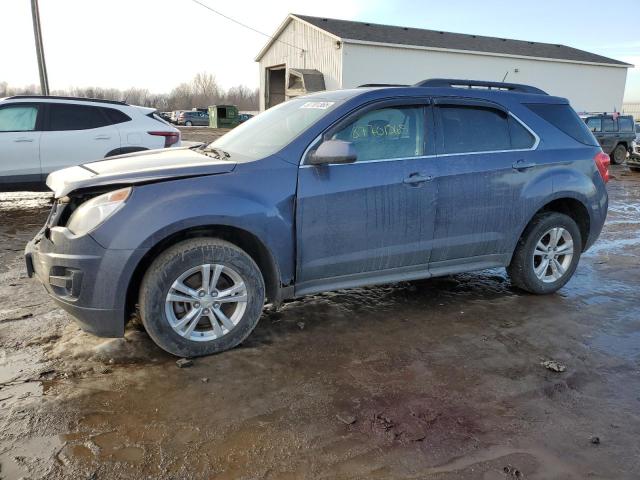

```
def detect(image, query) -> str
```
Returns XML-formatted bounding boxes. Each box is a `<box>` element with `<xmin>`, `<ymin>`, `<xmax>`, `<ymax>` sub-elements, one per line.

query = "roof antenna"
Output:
<box><xmin>501</xmin><ymin>70</ymin><xmax>509</xmax><ymax>82</ymax></box>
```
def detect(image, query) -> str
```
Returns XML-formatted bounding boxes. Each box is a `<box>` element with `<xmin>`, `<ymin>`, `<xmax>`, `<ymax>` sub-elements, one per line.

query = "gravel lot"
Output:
<box><xmin>0</xmin><ymin>163</ymin><xmax>639</xmax><ymax>479</ymax></box>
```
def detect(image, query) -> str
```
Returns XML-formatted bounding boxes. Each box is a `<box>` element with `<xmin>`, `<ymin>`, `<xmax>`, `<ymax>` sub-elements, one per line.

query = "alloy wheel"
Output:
<box><xmin>532</xmin><ymin>227</ymin><xmax>574</xmax><ymax>283</ymax></box>
<box><xmin>164</xmin><ymin>264</ymin><xmax>248</xmax><ymax>341</ymax></box>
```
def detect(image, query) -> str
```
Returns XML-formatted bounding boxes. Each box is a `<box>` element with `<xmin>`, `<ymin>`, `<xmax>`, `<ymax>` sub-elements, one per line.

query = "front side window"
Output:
<box><xmin>0</xmin><ymin>105</ymin><xmax>38</xmax><ymax>132</ymax></box>
<box><xmin>48</xmin><ymin>104</ymin><xmax>109</xmax><ymax>131</ymax></box>
<box><xmin>586</xmin><ymin>117</ymin><xmax>602</xmax><ymax>132</ymax></box>
<box><xmin>331</xmin><ymin>106</ymin><xmax>425</xmax><ymax>162</ymax></box>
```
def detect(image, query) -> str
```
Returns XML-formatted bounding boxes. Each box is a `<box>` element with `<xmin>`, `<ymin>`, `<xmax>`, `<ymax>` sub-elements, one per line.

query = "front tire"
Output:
<box><xmin>507</xmin><ymin>212</ymin><xmax>582</xmax><ymax>294</ymax></box>
<box><xmin>139</xmin><ymin>238</ymin><xmax>265</xmax><ymax>357</ymax></box>
<box><xmin>612</xmin><ymin>144</ymin><xmax>627</xmax><ymax>165</ymax></box>
<box><xmin>185</xmin><ymin>120</ymin><xmax>193</xmax><ymax>127</ymax></box>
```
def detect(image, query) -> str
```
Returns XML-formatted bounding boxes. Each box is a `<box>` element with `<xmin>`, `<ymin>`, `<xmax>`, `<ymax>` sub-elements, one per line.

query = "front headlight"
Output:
<box><xmin>67</xmin><ymin>187</ymin><xmax>132</xmax><ymax>236</ymax></box>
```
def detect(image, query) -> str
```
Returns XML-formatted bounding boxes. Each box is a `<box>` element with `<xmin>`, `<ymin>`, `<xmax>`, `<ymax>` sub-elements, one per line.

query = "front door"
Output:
<box><xmin>0</xmin><ymin>103</ymin><xmax>42</xmax><ymax>187</ymax></box>
<box><xmin>295</xmin><ymin>101</ymin><xmax>437</xmax><ymax>293</ymax></box>
<box><xmin>429</xmin><ymin>98</ymin><xmax>539</xmax><ymax>270</ymax></box>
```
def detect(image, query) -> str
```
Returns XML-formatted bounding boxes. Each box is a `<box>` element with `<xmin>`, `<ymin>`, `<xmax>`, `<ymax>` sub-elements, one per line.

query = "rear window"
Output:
<box><xmin>525</xmin><ymin>103</ymin><xmax>598</xmax><ymax>146</ymax></box>
<box><xmin>618</xmin><ymin>117</ymin><xmax>634</xmax><ymax>132</ymax></box>
<box><xmin>148</xmin><ymin>112</ymin><xmax>171</xmax><ymax>125</ymax></box>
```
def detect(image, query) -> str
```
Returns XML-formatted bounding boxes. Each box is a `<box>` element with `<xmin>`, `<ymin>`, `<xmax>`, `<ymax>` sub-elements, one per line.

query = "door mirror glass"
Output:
<box><xmin>308</xmin><ymin>140</ymin><xmax>357</xmax><ymax>165</ymax></box>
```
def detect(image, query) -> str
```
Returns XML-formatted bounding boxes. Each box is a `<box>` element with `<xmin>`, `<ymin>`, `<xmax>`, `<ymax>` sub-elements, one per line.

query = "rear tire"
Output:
<box><xmin>139</xmin><ymin>238</ymin><xmax>265</xmax><ymax>357</ymax></box>
<box><xmin>507</xmin><ymin>212</ymin><xmax>582</xmax><ymax>294</ymax></box>
<box><xmin>612</xmin><ymin>144</ymin><xmax>627</xmax><ymax>165</ymax></box>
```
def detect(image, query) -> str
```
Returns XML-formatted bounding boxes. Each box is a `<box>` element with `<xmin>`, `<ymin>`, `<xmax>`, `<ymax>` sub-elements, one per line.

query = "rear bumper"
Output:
<box><xmin>25</xmin><ymin>226</ymin><xmax>144</xmax><ymax>338</ymax></box>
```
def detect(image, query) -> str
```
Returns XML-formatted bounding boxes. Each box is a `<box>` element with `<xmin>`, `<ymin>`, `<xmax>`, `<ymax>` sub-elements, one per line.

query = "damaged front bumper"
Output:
<box><xmin>24</xmin><ymin>202</ymin><xmax>141</xmax><ymax>338</ymax></box>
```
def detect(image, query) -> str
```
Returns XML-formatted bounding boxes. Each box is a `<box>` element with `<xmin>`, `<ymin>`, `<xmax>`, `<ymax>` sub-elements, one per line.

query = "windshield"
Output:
<box><xmin>209</xmin><ymin>98</ymin><xmax>341</xmax><ymax>160</ymax></box>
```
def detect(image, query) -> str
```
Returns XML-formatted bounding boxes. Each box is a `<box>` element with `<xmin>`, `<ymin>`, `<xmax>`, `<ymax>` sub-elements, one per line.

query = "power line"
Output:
<box><xmin>189</xmin><ymin>0</ymin><xmax>305</xmax><ymax>53</ymax></box>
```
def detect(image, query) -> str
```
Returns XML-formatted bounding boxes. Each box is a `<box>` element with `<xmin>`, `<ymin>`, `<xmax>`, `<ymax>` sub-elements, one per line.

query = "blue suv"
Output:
<box><xmin>25</xmin><ymin>79</ymin><xmax>610</xmax><ymax>357</ymax></box>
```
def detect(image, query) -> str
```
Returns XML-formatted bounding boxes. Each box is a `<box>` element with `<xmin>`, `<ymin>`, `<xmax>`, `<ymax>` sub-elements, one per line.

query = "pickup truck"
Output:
<box><xmin>584</xmin><ymin>114</ymin><xmax>635</xmax><ymax>164</ymax></box>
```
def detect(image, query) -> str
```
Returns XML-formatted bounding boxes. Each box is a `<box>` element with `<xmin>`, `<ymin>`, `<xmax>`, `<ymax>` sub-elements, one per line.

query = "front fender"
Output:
<box><xmin>90</xmin><ymin>162</ymin><xmax>298</xmax><ymax>285</ymax></box>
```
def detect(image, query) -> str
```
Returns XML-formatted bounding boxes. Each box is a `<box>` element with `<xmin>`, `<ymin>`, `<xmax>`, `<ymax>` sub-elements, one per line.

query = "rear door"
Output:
<box><xmin>40</xmin><ymin>103</ymin><xmax>121</xmax><ymax>173</ymax></box>
<box><xmin>0</xmin><ymin>102</ymin><xmax>42</xmax><ymax>186</ymax></box>
<box><xmin>429</xmin><ymin>98</ymin><xmax>538</xmax><ymax>270</ymax></box>
<box><xmin>295</xmin><ymin>100</ymin><xmax>437</xmax><ymax>292</ymax></box>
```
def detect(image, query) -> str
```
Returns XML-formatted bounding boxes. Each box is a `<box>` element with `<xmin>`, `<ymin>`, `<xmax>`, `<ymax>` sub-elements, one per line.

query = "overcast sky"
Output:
<box><xmin>2</xmin><ymin>0</ymin><xmax>639</xmax><ymax>101</ymax></box>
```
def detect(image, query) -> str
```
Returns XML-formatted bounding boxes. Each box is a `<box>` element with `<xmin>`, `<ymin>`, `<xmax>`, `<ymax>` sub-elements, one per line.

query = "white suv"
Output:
<box><xmin>0</xmin><ymin>96</ymin><xmax>181</xmax><ymax>191</ymax></box>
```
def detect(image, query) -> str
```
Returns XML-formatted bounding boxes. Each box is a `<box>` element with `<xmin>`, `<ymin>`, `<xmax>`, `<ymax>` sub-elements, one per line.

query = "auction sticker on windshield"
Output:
<box><xmin>301</xmin><ymin>102</ymin><xmax>335</xmax><ymax>109</ymax></box>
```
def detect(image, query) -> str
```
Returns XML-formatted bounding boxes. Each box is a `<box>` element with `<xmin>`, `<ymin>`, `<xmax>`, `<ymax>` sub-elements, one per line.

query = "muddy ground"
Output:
<box><xmin>1</xmin><ymin>163</ymin><xmax>639</xmax><ymax>480</ymax></box>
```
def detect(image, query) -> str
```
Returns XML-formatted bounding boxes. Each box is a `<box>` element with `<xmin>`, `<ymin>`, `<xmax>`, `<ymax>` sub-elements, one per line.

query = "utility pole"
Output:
<box><xmin>30</xmin><ymin>0</ymin><xmax>50</xmax><ymax>95</ymax></box>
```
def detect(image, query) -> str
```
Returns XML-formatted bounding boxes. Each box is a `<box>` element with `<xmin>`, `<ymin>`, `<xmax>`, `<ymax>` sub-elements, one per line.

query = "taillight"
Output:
<box><xmin>148</xmin><ymin>131</ymin><xmax>180</xmax><ymax>148</ymax></box>
<box><xmin>594</xmin><ymin>151</ymin><xmax>610</xmax><ymax>183</ymax></box>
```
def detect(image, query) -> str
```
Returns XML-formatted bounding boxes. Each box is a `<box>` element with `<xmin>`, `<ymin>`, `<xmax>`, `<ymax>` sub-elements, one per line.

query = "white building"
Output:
<box><xmin>256</xmin><ymin>14</ymin><xmax>631</xmax><ymax>112</ymax></box>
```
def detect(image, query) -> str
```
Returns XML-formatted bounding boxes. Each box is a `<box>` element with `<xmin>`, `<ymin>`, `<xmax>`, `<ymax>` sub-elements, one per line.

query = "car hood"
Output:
<box><xmin>46</xmin><ymin>147</ymin><xmax>236</xmax><ymax>198</ymax></box>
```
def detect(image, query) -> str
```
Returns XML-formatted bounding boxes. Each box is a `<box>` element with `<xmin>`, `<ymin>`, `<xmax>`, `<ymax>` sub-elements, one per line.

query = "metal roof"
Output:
<box><xmin>291</xmin><ymin>14</ymin><xmax>631</xmax><ymax>67</ymax></box>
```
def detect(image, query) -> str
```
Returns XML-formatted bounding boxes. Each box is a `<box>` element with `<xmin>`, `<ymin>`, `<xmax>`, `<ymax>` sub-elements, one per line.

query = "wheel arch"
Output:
<box><xmin>124</xmin><ymin>224</ymin><xmax>282</xmax><ymax>323</ymax></box>
<box><xmin>510</xmin><ymin>196</ymin><xmax>591</xmax><ymax>264</ymax></box>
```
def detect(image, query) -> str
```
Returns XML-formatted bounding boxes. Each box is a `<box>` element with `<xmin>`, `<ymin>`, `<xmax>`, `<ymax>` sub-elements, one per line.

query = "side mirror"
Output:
<box><xmin>308</xmin><ymin>140</ymin><xmax>357</xmax><ymax>165</ymax></box>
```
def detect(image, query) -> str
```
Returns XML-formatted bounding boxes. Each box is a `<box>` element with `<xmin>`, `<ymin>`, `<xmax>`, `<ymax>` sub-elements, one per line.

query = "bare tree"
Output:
<box><xmin>1</xmin><ymin>72</ymin><xmax>260</xmax><ymax>111</ymax></box>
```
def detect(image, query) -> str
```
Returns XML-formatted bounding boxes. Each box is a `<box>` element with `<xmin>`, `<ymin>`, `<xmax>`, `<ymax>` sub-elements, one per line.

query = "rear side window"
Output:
<box><xmin>618</xmin><ymin>117</ymin><xmax>634</xmax><ymax>132</ymax></box>
<box><xmin>48</xmin><ymin>104</ymin><xmax>109</xmax><ymax>131</ymax></box>
<box><xmin>439</xmin><ymin>106</ymin><xmax>511</xmax><ymax>153</ymax></box>
<box><xmin>102</xmin><ymin>107</ymin><xmax>131</xmax><ymax>124</ymax></box>
<box><xmin>526</xmin><ymin>103</ymin><xmax>598</xmax><ymax>146</ymax></box>
<box><xmin>508</xmin><ymin>116</ymin><xmax>535</xmax><ymax>149</ymax></box>
<box><xmin>602</xmin><ymin>117</ymin><xmax>616</xmax><ymax>132</ymax></box>
<box><xmin>0</xmin><ymin>105</ymin><xmax>39</xmax><ymax>132</ymax></box>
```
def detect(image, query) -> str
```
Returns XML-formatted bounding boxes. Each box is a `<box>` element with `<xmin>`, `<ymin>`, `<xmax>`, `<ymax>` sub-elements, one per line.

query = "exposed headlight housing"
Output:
<box><xmin>67</xmin><ymin>187</ymin><xmax>132</xmax><ymax>236</ymax></box>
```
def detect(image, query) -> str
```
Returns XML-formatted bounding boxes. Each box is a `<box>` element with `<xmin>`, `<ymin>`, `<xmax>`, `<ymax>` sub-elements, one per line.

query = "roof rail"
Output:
<box><xmin>414</xmin><ymin>78</ymin><xmax>548</xmax><ymax>95</ymax></box>
<box><xmin>357</xmin><ymin>83</ymin><xmax>408</xmax><ymax>88</ymax></box>
<box><xmin>6</xmin><ymin>95</ymin><xmax>128</xmax><ymax>106</ymax></box>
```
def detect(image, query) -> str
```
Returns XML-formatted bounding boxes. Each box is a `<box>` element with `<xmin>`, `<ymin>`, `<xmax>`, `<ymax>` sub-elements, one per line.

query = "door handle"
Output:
<box><xmin>14</xmin><ymin>137</ymin><xmax>34</xmax><ymax>143</ymax></box>
<box><xmin>94</xmin><ymin>135</ymin><xmax>111</xmax><ymax>140</ymax></box>
<box><xmin>512</xmin><ymin>159</ymin><xmax>536</xmax><ymax>171</ymax></box>
<box><xmin>403</xmin><ymin>173</ymin><xmax>433</xmax><ymax>185</ymax></box>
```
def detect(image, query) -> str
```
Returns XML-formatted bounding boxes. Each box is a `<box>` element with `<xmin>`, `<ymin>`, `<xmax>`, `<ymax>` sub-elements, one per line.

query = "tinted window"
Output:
<box><xmin>618</xmin><ymin>117</ymin><xmax>634</xmax><ymax>132</ymax></box>
<box><xmin>440</xmin><ymin>106</ymin><xmax>510</xmax><ymax>154</ymax></box>
<box><xmin>602</xmin><ymin>117</ymin><xmax>616</xmax><ymax>132</ymax></box>
<box><xmin>586</xmin><ymin>117</ymin><xmax>602</xmax><ymax>132</ymax></box>
<box><xmin>0</xmin><ymin>105</ymin><xmax>38</xmax><ymax>132</ymax></box>
<box><xmin>332</xmin><ymin>106</ymin><xmax>425</xmax><ymax>161</ymax></box>
<box><xmin>526</xmin><ymin>104</ymin><xmax>598</xmax><ymax>146</ymax></box>
<box><xmin>48</xmin><ymin>104</ymin><xmax>109</xmax><ymax>131</ymax></box>
<box><xmin>508</xmin><ymin>116</ymin><xmax>535</xmax><ymax>149</ymax></box>
<box><xmin>102</xmin><ymin>107</ymin><xmax>131</xmax><ymax>124</ymax></box>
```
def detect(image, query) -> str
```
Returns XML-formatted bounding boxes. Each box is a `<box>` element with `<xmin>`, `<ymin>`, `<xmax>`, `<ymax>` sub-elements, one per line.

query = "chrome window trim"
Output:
<box><xmin>299</xmin><ymin>110</ymin><xmax>539</xmax><ymax>167</ymax></box>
